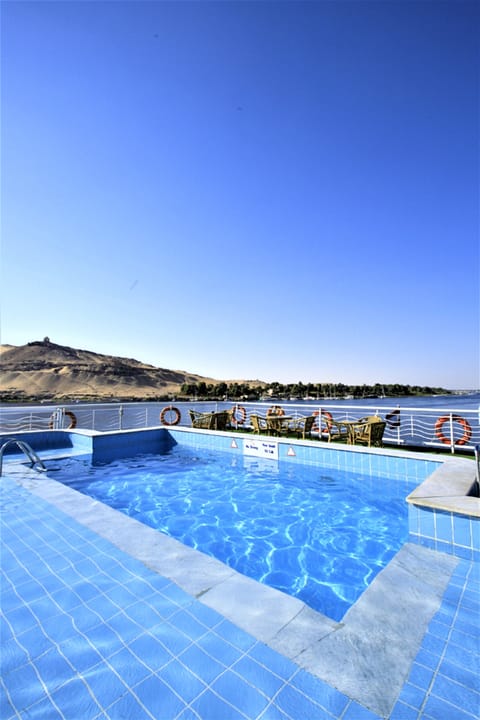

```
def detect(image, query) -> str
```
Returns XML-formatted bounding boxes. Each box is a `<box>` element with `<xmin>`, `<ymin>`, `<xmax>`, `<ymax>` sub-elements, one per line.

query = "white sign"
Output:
<box><xmin>243</xmin><ymin>438</ymin><xmax>279</xmax><ymax>460</ymax></box>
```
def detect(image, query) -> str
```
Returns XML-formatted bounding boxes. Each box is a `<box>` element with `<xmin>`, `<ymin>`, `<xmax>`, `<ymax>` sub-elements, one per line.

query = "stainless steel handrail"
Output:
<box><xmin>0</xmin><ymin>438</ymin><xmax>47</xmax><ymax>476</ymax></box>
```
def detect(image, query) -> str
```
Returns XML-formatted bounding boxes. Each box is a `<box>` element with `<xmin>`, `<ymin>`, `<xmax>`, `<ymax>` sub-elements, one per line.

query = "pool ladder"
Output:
<box><xmin>0</xmin><ymin>438</ymin><xmax>47</xmax><ymax>477</ymax></box>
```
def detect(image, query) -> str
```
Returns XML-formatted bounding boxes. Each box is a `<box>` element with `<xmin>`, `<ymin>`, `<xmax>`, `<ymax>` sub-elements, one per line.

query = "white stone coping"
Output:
<box><xmin>406</xmin><ymin>455</ymin><xmax>479</xmax><ymax>517</ymax></box>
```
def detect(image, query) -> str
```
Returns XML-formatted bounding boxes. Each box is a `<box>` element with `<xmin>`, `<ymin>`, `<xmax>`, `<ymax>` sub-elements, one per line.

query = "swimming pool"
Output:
<box><xmin>46</xmin><ymin>444</ymin><xmax>423</xmax><ymax>620</ymax></box>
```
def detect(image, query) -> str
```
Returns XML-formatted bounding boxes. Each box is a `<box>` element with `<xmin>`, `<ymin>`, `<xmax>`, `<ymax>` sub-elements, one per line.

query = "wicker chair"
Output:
<box><xmin>324</xmin><ymin>418</ymin><xmax>350</xmax><ymax>443</ymax></box>
<box><xmin>189</xmin><ymin>410</ymin><xmax>231</xmax><ymax>430</ymax></box>
<box><xmin>189</xmin><ymin>410</ymin><xmax>215</xmax><ymax>429</ymax></box>
<box><xmin>350</xmin><ymin>417</ymin><xmax>386</xmax><ymax>447</ymax></box>
<box><xmin>292</xmin><ymin>415</ymin><xmax>316</xmax><ymax>439</ymax></box>
<box><xmin>250</xmin><ymin>414</ymin><xmax>269</xmax><ymax>434</ymax></box>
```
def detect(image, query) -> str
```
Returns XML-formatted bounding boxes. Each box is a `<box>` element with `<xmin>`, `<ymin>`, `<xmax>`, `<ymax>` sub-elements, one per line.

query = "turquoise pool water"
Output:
<box><xmin>47</xmin><ymin>446</ymin><xmax>420</xmax><ymax>620</ymax></box>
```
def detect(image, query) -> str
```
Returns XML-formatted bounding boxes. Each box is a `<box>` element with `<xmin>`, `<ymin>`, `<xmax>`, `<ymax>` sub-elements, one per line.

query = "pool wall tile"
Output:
<box><xmin>409</xmin><ymin>506</ymin><xmax>480</xmax><ymax>560</ymax></box>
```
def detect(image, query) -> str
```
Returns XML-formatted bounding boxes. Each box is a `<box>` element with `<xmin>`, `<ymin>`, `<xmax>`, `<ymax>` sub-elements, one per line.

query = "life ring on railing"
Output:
<box><xmin>231</xmin><ymin>405</ymin><xmax>247</xmax><ymax>425</ymax></box>
<box><xmin>160</xmin><ymin>406</ymin><xmax>181</xmax><ymax>426</ymax></box>
<box><xmin>385</xmin><ymin>409</ymin><xmax>401</xmax><ymax>428</ymax></box>
<box><xmin>312</xmin><ymin>410</ymin><xmax>333</xmax><ymax>432</ymax></box>
<box><xmin>267</xmin><ymin>405</ymin><xmax>285</xmax><ymax>417</ymax></box>
<box><xmin>434</xmin><ymin>415</ymin><xmax>472</xmax><ymax>446</ymax></box>
<box><xmin>49</xmin><ymin>410</ymin><xmax>77</xmax><ymax>430</ymax></box>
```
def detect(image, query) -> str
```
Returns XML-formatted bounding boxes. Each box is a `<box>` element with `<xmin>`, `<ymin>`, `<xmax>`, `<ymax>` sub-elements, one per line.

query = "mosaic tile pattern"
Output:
<box><xmin>1</xmin><ymin>479</ymin><xmax>373</xmax><ymax>720</ymax></box>
<box><xmin>1</xmin><ymin>474</ymin><xmax>478</xmax><ymax>720</ymax></box>
<box><xmin>409</xmin><ymin>504</ymin><xmax>480</xmax><ymax>562</ymax></box>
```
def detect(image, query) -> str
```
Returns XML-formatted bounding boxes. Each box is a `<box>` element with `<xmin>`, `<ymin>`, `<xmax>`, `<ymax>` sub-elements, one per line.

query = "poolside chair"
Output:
<box><xmin>189</xmin><ymin>410</ymin><xmax>216</xmax><ymax>429</ymax></box>
<box><xmin>350</xmin><ymin>417</ymin><xmax>386</xmax><ymax>447</ymax></box>
<box><xmin>323</xmin><ymin>417</ymin><xmax>350</xmax><ymax>443</ymax></box>
<box><xmin>292</xmin><ymin>415</ymin><xmax>316</xmax><ymax>440</ymax></box>
<box><xmin>250</xmin><ymin>414</ymin><xmax>269</xmax><ymax>434</ymax></box>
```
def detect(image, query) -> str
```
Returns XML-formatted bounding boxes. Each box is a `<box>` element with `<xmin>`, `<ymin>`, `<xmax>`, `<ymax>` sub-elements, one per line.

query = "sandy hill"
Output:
<box><xmin>0</xmin><ymin>340</ymin><xmax>225</xmax><ymax>402</ymax></box>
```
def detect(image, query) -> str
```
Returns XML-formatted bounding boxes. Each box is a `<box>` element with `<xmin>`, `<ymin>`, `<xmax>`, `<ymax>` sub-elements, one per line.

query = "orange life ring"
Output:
<box><xmin>434</xmin><ymin>414</ymin><xmax>472</xmax><ymax>446</ymax></box>
<box><xmin>312</xmin><ymin>410</ymin><xmax>333</xmax><ymax>432</ymax></box>
<box><xmin>231</xmin><ymin>405</ymin><xmax>247</xmax><ymax>425</ymax></box>
<box><xmin>160</xmin><ymin>406</ymin><xmax>181</xmax><ymax>426</ymax></box>
<box><xmin>49</xmin><ymin>410</ymin><xmax>77</xmax><ymax>430</ymax></box>
<box><xmin>267</xmin><ymin>405</ymin><xmax>285</xmax><ymax>416</ymax></box>
<box><xmin>386</xmin><ymin>409</ymin><xmax>401</xmax><ymax>428</ymax></box>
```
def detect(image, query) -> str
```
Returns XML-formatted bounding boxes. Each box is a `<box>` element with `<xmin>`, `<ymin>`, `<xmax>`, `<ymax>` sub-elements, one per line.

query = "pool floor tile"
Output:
<box><xmin>1</xmin><ymin>471</ymin><xmax>478</xmax><ymax>720</ymax></box>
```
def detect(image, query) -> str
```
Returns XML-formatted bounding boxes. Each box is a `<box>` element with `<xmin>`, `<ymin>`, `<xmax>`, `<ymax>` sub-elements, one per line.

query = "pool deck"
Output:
<box><xmin>1</xmin><ymin>459</ymin><xmax>479</xmax><ymax>720</ymax></box>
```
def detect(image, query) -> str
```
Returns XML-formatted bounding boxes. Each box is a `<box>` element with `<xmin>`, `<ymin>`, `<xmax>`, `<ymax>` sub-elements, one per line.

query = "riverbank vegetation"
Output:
<box><xmin>180</xmin><ymin>382</ymin><xmax>451</xmax><ymax>401</ymax></box>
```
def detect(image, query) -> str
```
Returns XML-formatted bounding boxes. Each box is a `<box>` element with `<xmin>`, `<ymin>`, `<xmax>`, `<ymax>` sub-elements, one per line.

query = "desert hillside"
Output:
<box><xmin>0</xmin><ymin>339</ymin><xmax>222</xmax><ymax>402</ymax></box>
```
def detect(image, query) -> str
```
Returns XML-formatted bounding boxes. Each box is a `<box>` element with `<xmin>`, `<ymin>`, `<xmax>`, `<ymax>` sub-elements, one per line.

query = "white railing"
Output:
<box><xmin>1</xmin><ymin>400</ymin><xmax>479</xmax><ymax>453</ymax></box>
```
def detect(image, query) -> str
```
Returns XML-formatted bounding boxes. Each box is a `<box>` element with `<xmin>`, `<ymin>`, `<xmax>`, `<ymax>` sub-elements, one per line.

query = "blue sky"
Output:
<box><xmin>2</xmin><ymin>0</ymin><xmax>479</xmax><ymax>388</ymax></box>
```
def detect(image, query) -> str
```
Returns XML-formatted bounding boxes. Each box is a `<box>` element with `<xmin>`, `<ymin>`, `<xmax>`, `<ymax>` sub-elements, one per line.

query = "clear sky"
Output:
<box><xmin>2</xmin><ymin>0</ymin><xmax>479</xmax><ymax>389</ymax></box>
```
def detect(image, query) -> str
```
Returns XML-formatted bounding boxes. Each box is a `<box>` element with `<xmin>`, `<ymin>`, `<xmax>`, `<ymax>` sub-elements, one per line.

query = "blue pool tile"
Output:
<box><xmin>431</xmin><ymin>674</ymin><xmax>480</xmax><ymax>716</ymax></box>
<box><xmin>443</xmin><ymin>640</ymin><xmax>480</xmax><ymax>673</ymax></box>
<box><xmin>454</xmin><ymin>616</ymin><xmax>479</xmax><ymax>639</ymax></box>
<box><xmin>453</xmin><ymin>515</ymin><xmax>472</xmax><ymax>548</ymax></box>
<box><xmin>0</xmin><ymin>637</ymin><xmax>30</xmax><ymax>674</ymax></box>
<box><xmin>82</xmin><ymin>664</ymin><xmax>130</xmax><ymax>708</ymax></box>
<box><xmin>107</xmin><ymin>646</ymin><xmax>152</xmax><ymax>687</ymax></box>
<box><xmin>418</xmin><ymin>508</ymin><xmax>435</xmax><ymax>538</ymax></box>
<box><xmin>85</xmin><ymin>594</ymin><xmax>121</xmax><ymax>622</ymax></box>
<box><xmin>38</xmin><ymin>612</ymin><xmax>77</xmax><ymax>643</ymax></box>
<box><xmin>471</xmin><ymin>518</ymin><xmax>480</xmax><ymax>548</ymax></box>
<box><xmin>0</xmin><ymin>689</ymin><xmax>16</xmax><ymax>720</ymax></box>
<box><xmin>0</xmin><ymin>610</ymin><xmax>14</xmax><ymax>638</ymax></box>
<box><xmin>450</xmin><ymin>628</ymin><xmax>480</xmax><ymax>654</ymax></box>
<box><xmin>423</xmin><ymin>693</ymin><xmax>478</xmax><ymax>720</ymax></box>
<box><xmin>232</xmin><ymin>655</ymin><xmax>284</xmax><ymax>697</ymax></box>
<box><xmin>198</xmin><ymin>632</ymin><xmax>242</xmax><ymax>666</ymax></box>
<box><xmin>149</xmin><ymin>619</ymin><xmax>192</xmax><ymax>655</ymax></box>
<box><xmin>5</xmin><ymin>578</ymin><xmax>44</xmax><ymax>607</ymax></box>
<box><xmin>435</xmin><ymin>511</ymin><xmax>453</xmax><ymax>542</ymax></box>
<box><xmin>274</xmin><ymin>683</ymin><xmax>332</xmax><ymax>720</ymax></box>
<box><xmin>159</xmin><ymin>658</ymin><xmax>206</xmax><ymax>703</ymax></box>
<box><xmin>439</xmin><ymin>658</ymin><xmax>480</xmax><ymax>692</ymax></box>
<box><xmin>50</xmin><ymin>585</ymin><xmax>84</xmax><ymax>612</ymax></box>
<box><xmin>134</xmin><ymin>674</ymin><xmax>187</xmax><ymax>717</ymax></box>
<box><xmin>17</xmin><ymin>696</ymin><xmax>65</xmax><ymax>719</ymax></box>
<box><xmin>28</xmin><ymin>594</ymin><xmax>64</xmax><ymax>620</ymax></box>
<box><xmin>407</xmin><ymin>661</ymin><xmax>435</xmax><ymax>690</ymax></box>
<box><xmin>215</xmin><ymin>618</ymin><xmax>257</xmax><ymax>652</ymax></box>
<box><xmin>191</xmin><ymin>688</ymin><xmax>246</xmax><ymax>720</ymax></box>
<box><xmin>179</xmin><ymin>644</ymin><xmax>225</xmax><ymax>684</ymax></box>
<box><xmin>171</xmin><ymin>608</ymin><xmax>211</xmax><ymax>641</ymax></box>
<box><xmin>128</xmin><ymin>632</ymin><xmax>173</xmax><ymax>672</ymax></box>
<box><xmin>250</xmin><ymin>643</ymin><xmax>298</xmax><ymax>681</ymax></box>
<box><xmin>34</xmin><ymin>647</ymin><xmax>75</xmax><ymax>691</ymax></box>
<box><xmin>212</xmin><ymin>670</ymin><xmax>270</xmax><ymax>716</ymax></box>
<box><xmin>158</xmin><ymin>581</ymin><xmax>194</xmax><ymax>607</ymax></box>
<box><xmin>2</xmin><ymin>663</ymin><xmax>52</xmax><ymax>709</ymax></box>
<box><xmin>389</xmin><ymin>700</ymin><xmax>418</xmax><ymax>720</ymax></box>
<box><xmin>5</xmin><ymin>605</ymin><xmax>38</xmax><ymax>635</ymax></box>
<box><xmin>427</xmin><ymin>619</ymin><xmax>451</xmax><ymax>641</ymax></box>
<box><xmin>104</xmin><ymin>690</ymin><xmax>154</xmax><ymax>720</ymax></box>
<box><xmin>257</xmin><ymin>702</ymin><xmax>293</xmax><ymax>719</ymax></box>
<box><xmin>58</xmin><ymin>635</ymin><xmax>104</xmax><ymax>673</ymax></box>
<box><xmin>188</xmin><ymin>598</ymin><xmax>223</xmax><ymax>627</ymax></box>
<box><xmin>177</xmin><ymin>707</ymin><xmax>211</xmax><ymax>720</ymax></box>
<box><xmin>290</xmin><ymin>669</ymin><xmax>349</xmax><ymax>716</ymax></box>
<box><xmin>84</xmin><ymin>622</ymin><xmax>123</xmax><ymax>654</ymax></box>
<box><xmin>422</xmin><ymin>631</ymin><xmax>447</xmax><ymax>656</ymax></box>
<box><xmin>106</xmin><ymin>612</ymin><xmax>142</xmax><ymax>644</ymax></box>
<box><xmin>399</xmin><ymin>682</ymin><xmax>427</xmax><ymax>709</ymax></box>
<box><xmin>342</xmin><ymin>700</ymin><xmax>382</xmax><ymax>719</ymax></box>
<box><xmin>97</xmin><ymin>583</ymin><xmax>137</xmax><ymax>607</ymax></box>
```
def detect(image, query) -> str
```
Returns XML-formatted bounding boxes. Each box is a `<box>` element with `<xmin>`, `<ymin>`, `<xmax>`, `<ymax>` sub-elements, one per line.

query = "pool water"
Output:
<box><xmin>47</xmin><ymin>446</ymin><xmax>419</xmax><ymax>620</ymax></box>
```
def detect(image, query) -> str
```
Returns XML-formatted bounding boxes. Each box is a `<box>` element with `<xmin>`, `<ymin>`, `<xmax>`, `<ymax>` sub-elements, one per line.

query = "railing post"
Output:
<box><xmin>119</xmin><ymin>405</ymin><xmax>124</xmax><ymax>430</ymax></box>
<box><xmin>449</xmin><ymin>412</ymin><xmax>455</xmax><ymax>454</ymax></box>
